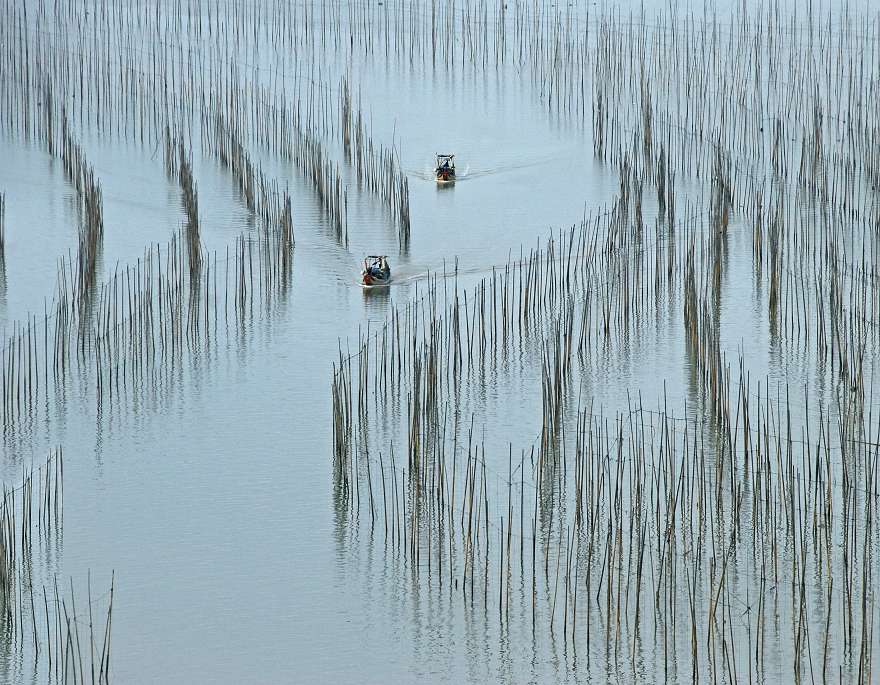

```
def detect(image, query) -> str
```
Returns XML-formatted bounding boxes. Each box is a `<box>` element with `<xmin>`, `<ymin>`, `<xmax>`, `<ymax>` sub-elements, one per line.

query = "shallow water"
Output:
<box><xmin>0</xmin><ymin>0</ymin><xmax>879</xmax><ymax>682</ymax></box>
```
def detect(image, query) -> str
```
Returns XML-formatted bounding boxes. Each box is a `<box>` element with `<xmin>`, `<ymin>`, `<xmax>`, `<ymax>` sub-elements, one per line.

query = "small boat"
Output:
<box><xmin>361</xmin><ymin>255</ymin><xmax>391</xmax><ymax>287</ymax></box>
<box><xmin>435</xmin><ymin>153</ymin><xmax>456</xmax><ymax>183</ymax></box>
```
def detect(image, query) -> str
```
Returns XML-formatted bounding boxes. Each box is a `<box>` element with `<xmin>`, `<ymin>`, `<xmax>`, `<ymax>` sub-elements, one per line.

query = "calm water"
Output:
<box><xmin>0</xmin><ymin>0</ymin><xmax>878</xmax><ymax>682</ymax></box>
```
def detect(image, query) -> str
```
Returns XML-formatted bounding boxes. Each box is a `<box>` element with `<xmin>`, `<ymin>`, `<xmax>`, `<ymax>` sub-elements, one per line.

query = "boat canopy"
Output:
<box><xmin>364</xmin><ymin>255</ymin><xmax>389</xmax><ymax>270</ymax></box>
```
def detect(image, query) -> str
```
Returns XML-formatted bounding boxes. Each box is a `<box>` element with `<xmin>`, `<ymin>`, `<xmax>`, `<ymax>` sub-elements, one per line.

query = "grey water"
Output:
<box><xmin>0</xmin><ymin>0</ymin><xmax>878</xmax><ymax>682</ymax></box>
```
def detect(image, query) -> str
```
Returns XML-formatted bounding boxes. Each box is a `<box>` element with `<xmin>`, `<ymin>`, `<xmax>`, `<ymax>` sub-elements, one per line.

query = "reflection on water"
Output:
<box><xmin>360</xmin><ymin>283</ymin><xmax>392</xmax><ymax>306</ymax></box>
<box><xmin>0</xmin><ymin>0</ymin><xmax>878</xmax><ymax>681</ymax></box>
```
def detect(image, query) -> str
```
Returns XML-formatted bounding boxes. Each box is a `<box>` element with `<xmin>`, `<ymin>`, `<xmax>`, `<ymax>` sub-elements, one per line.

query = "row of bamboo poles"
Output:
<box><xmin>340</xmin><ymin>75</ymin><xmax>411</xmax><ymax>247</ymax></box>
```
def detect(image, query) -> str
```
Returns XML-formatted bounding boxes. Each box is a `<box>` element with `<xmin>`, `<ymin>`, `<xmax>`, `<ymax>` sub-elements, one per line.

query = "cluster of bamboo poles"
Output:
<box><xmin>0</xmin><ymin>0</ymin><xmax>435</xmax><ymax>258</ymax></box>
<box><xmin>335</xmin><ymin>353</ymin><xmax>880</xmax><ymax>679</ymax></box>
<box><xmin>0</xmin><ymin>191</ymin><xmax>5</xmax><ymax>258</ymax></box>
<box><xmin>598</xmin><ymin>80</ymin><xmax>879</xmax><ymax>410</ymax></box>
<box><xmin>340</xmin><ymin>75</ymin><xmax>411</xmax><ymax>247</ymax></box>
<box><xmin>164</xmin><ymin>131</ymin><xmax>202</xmax><ymax>281</ymax></box>
<box><xmin>77</xmin><ymin>229</ymin><xmax>289</xmax><ymax>401</ymax></box>
<box><xmin>0</xmin><ymin>0</ymin><xmax>351</xmax><ymax>241</ymax></box>
<box><xmin>0</xmin><ymin>0</ymin><xmax>445</xmax><ymax>257</ymax></box>
<box><xmin>0</xmin><ymin>450</ymin><xmax>63</xmax><ymax>613</ymax></box>
<box><xmin>275</xmin><ymin>0</ymin><xmax>880</xmax><ymax>180</ymax></box>
<box><xmin>590</xmin><ymin>7</ymin><xmax>879</xmax><ymax>222</ymax></box>
<box><xmin>56</xmin><ymin>112</ymin><xmax>104</xmax><ymax>311</ymax></box>
<box><xmin>0</xmin><ymin>25</ymin><xmax>304</xmax><ymax>426</ymax></box>
<box><xmin>0</xmin><ymin>449</ymin><xmax>61</xmax><ymax>662</ymax></box>
<box><xmin>286</xmin><ymin>125</ymin><xmax>348</xmax><ymax>244</ymax></box>
<box><xmin>0</xmin><ymin>0</ymin><xmax>878</xmax><ymax>678</ymax></box>
<box><xmin>334</xmin><ymin>186</ymin><xmax>878</xmax><ymax>459</ymax></box>
<box><xmin>110</xmin><ymin>0</ymin><xmax>872</xmax><ymax>235</ymax></box>
<box><xmin>0</xmin><ymin>448</ymin><xmax>111</xmax><ymax>683</ymax></box>
<box><xmin>0</xmin><ymin>101</ymin><xmax>294</xmax><ymax>428</ymax></box>
<box><xmin>331</xmin><ymin>222</ymin><xmax>880</xmax><ymax>680</ymax></box>
<box><xmin>249</xmin><ymin>83</ymin><xmax>350</xmax><ymax>244</ymax></box>
<box><xmin>195</xmin><ymin>80</ymin><xmax>346</xmax><ymax>244</ymax></box>
<box><xmin>330</xmin><ymin>101</ymin><xmax>880</xmax><ymax>674</ymax></box>
<box><xmin>42</xmin><ymin>0</ymin><xmax>869</xmax><ymax>167</ymax></box>
<box><xmin>0</xmin><ymin>210</ymin><xmax>294</xmax><ymax>427</ymax></box>
<box><xmin>3</xmin><ymin>0</ymin><xmax>876</xmax><ymax>210</ymax></box>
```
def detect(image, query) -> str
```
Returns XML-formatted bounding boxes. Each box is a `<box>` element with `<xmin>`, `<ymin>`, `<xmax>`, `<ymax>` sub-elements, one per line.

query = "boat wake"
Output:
<box><xmin>411</xmin><ymin>151</ymin><xmax>569</xmax><ymax>182</ymax></box>
<box><xmin>413</xmin><ymin>165</ymin><xmax>471</xmax><ymax>181</ymax></box>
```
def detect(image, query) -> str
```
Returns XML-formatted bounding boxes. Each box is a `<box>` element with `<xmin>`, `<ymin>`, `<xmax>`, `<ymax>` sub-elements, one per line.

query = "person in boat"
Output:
<box><xmin>442</xmin><ymin>159</ymin><xmax>449</xmax><ymax>170</ymax></box>
<box><xmin>365</xmin><ymin>256</ymin><xmax>388</xmax><ymax>279</ymax></box>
